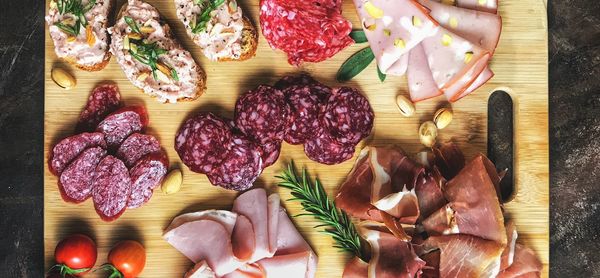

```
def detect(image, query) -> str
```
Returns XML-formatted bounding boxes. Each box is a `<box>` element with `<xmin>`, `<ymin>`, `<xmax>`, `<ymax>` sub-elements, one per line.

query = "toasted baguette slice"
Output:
<box><xmin>109</xmin><ymin>0</ymin><xmax>206</xmax><ymax>103</ymax></box>
<box><xmin>174</xmin><ymin>0</ymin><xmax>258</xmax><ymax>62</ymax></box>
<box><xmin>45</xmin><ymin>0</ymin><xmax>114</xmax><ymax>71</ymax></box>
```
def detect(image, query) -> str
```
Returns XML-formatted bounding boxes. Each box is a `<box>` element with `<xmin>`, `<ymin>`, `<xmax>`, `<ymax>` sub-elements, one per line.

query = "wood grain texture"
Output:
<box><xmin>44</xmin><ymin>0</ymin><xmax>549</xmax><ymax>277</ymax></box>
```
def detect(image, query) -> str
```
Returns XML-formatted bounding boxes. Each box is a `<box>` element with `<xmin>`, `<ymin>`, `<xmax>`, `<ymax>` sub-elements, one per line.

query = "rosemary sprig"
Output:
<box><xmin>276</xmin><ymin>162</ymin><xmax>365</xmax><ymax>259</ymax></box>
<box><xmin>191</xmin><ymin>0</ymin><xmax>226</xmax><ymax>34</ymax></box>
<box><xmin>53</xmin><ymin>0</ymin><xmax>96</xmax><ymax>36</ymax></box>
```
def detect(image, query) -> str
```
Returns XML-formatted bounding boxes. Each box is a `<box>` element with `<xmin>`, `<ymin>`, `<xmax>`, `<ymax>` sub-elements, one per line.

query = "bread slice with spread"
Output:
<box><xmin>45</xmin><ymin>0</ymin><xmax>113</xmax><ymax>71</ymax></box>
<box><xmin>109</xmin><ymin>0</ymin><xmax>207</xmax><ymax>103</ymax></box>
<box><xmin>174</xmin><ymin>0</ymin><xmax>258</xmax><ymax>62</ymax></box>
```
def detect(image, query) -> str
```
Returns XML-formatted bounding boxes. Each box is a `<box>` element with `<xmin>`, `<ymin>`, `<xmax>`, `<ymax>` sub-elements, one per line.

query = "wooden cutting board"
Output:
<box><xmin>44</xmin><ymin>0</ymin><xmax>549</xmax><ymax>276</ymax></box>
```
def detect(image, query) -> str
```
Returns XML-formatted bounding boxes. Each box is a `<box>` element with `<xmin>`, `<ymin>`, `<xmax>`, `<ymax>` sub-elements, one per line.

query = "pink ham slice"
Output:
<box><xmin>456</xmin><ymin>0</ymin><xmax>498</xmax><ymax>14</ymax></box>
<box><xmin>497</xmin><ymin>244</ymin><xmax>543</xmax><ymax>278</ymax></box>
<box><xmin>421</xmin><ymin>27</ymin><xmax>491</xmax><ymax>102</ymax></box>
<box><xmin>256</xmin><ymin>252</ymin><xmax>313</xmax><ymax>278</ymax></box>
<box><xmin>232</xmin><ymin>188</ymin><xmax>275</xmax><ymax>262</ymax></box>
<box><xmin>419</xmin><ymin>0</ymin><xmax>502</xmax><ymax>54</ymax></box>
<box><xmin>222</xmin><ymin>264</ymin><xmax>264</xmax><ymax>278</ymax></box>
<box><xmin>385</xmin><ymin>54</ymin><xmax>409</xmax><ymax>76</ymax></box>
<box><xmin>455</xmin><ymin>66</ymin><xmax>495</xmax><ymax>100</ymax></box>
<box><xmin>353</xmin><ymin>0</ymin><xmax>439</xmax><ymax>75</ymax></box>
<box><xmin>407</xmin><ymin>43</ymin><xmax>443</xmax><ymax>102</ymax></box>
<box><xmin>232</xmin><ymin>215</ymin><xmax>256</xmax><ymax>262</ymax></box>
<box><xmin>361</xmin><ymin>228</ymin><xmax>426</xmax><ymax>277</ymax></box>
<box><xmin>184</xmin><ymin>261</ymin><xmax>217</xmax><ymax>278</ymax></box>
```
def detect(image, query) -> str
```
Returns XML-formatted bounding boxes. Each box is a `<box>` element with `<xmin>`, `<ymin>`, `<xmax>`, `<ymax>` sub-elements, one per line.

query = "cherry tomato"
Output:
<box><xmin>52</xmin><ymin>234</ymin><xmax>97</xmax><ymax>277</ymax></box>
<box><xmin>106</xmin><ymin>240</ymin><xmax>146</xmax><ymax>278</ymax></box>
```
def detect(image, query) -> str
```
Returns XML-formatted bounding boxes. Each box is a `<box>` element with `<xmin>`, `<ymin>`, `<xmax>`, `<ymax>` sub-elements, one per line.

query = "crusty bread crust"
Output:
<box><xmin>217</xmin><ymin>17</ymin><xmax>258</xmax><ymax>62</ymax></box>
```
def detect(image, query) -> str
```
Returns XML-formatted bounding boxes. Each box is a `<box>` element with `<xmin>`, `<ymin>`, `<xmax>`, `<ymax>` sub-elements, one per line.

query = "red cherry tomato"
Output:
<box><xmin>52</xmin><ymin>234</ymin><xmax>97</xmax><ymax>277</ymax></box>
<box><xmin>106</xmin><ymin>240</ymin><xmax>146</xmax><ymax>278</ymax></box>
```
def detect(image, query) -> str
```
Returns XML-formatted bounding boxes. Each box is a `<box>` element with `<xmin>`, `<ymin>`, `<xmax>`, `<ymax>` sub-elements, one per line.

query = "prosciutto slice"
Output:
<box><xmin>343</xmin><ymin>257</ymin><xmax>369</xmax><ymax>278</ymax></box>
<box><xmin>361</xmin><ymin>227</ymin><xmax>426</xmax><ymax>277</ymax></box>
<box><xmin>496</xmin><ymin>244</ymin><xmax>543</xmax><ymax>278</ymax></box>
<box><xmin>407</xmin><ymin>43</ymin><xmax>443</xmax><ymax>102</ymax></box>
<box><xmin>500</xmin><ymin>220</ymin><xmax>518</xmax><ymax>271</ymax></box>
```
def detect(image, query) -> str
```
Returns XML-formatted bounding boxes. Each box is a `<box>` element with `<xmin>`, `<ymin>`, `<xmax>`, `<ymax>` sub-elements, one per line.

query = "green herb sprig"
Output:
<box><xmin>53</xmin><ymin>0</ymin><xmax>96</xmax><ymax>37</ymax></box>
<box><xmin>191</xmin><ymin>0</ymin><xmax>226</xmax><ymax>34</ymax></box>
<box><xmin>277</xmin><ymin>162</ymin><xmax>365</xmax><ymax>260</ymax></box>
<box><xmin>338</xmin><ymin>29</ymin><xmax>387</xmax><ymax>83</ymax></box>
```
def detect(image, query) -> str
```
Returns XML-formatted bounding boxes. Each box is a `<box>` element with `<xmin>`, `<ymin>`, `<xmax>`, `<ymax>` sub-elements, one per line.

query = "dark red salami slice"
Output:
<box><xmin>304</xmin><ymin>132</ymin><xmax>356</xmax><ymax>165</ymax></box>
<box><xmin>175</xmin><ymin>113</ymin><xmax>233</xmax><ymax>174</ymax></box>
<box><xmin>76</xmin><ymin>84</ymin><xmax>122</xmax><ymax>133</ymax></box>
<box><xmin>283</xmin><ymin>85</ymin><xmax>324</xmax><ymax>145</ymax></box>
<box><xmin>58</xmin><ymin>147</ymin><xmax>107</xmax><ymax>203</ymax></box>
<box><xmin>206</xmin><ymin>135</ymin><xmax>262</xmax><ymax>191</ymax></box>
<box><xmin>116</xmin><ymin>133</ymin><xmax>161</xmax><ymax>168</ymax></box>
<box><xmin>92</xmin><ymin>155</ymin><xmax>132</xmax><ymax>221</ymax></box>
<box><xmin>274</xmin><ymin>73</ymin><xmax>317</xmax><ymax>90</ymax></box>
<box><xmin>96</xmin><ymin>106</ymin><xmax>149</xmax><ymax>149</ymax></box>
<box><xmin>322</xmin><ymin>87</ymin><xmax>374</xmax><ymax>145</ymax></box>
<box><xmin>234</xmin><ymin>85</ymin><xmax>290</xmax><ymax>144</ymax></box>
<box><xmin>258</xmin><ymin>140</ymin><xmax>282</xmax><ymax>169</ymax></box>
<box><xmin>128</xmin><ymin>152</ymin><xmax>168</xmax><ymax>209</ymax></box>
<box><xmin>49</xmin><ymin>132</ymin><xmax>107</xmax><ymax>176</ymax></box>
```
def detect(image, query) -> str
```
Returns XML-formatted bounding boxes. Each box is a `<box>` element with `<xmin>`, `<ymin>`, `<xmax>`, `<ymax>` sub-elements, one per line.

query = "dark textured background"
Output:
<box><xmin>1</xmin><ymin>0</ymin><xmax>599</xmax><ymax>277</ymax></box>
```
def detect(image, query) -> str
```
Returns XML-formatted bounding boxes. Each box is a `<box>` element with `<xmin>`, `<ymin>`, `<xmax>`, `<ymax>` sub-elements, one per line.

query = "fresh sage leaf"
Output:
<box><xmin>377</xmin><ymin>66</ymin><xmax>386</xmax><ymax>82</ymax></box>
<box><xmin>336</xmin><ymin>47</ymin><xmax>375</xmax><ymax>82</ymax></box>
<box><xmin>349</xmin><ymin>30</ymin><xmax>367</xmax><ymax>43</ymax></box>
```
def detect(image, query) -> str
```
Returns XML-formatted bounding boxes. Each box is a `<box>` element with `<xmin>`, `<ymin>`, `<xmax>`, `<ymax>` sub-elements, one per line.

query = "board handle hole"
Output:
<box><xmin>488</xmin><ymin>90</ymin><xmax>515</xmax><ymax>203</ymax></box>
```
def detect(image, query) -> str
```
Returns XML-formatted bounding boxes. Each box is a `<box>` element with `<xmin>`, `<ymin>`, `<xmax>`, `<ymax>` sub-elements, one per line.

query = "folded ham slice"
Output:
<box><xmin>353</xmin><ymin>0</ymin><xmax>439</xmax><ymax>75</ymax></box>
<box><xmin>232</xmin><ymin>188</ymin><xmax>275</xmax><ymax>262</ymax></box>
<box><xmin>456</xmin><ymin>66</ymin><xmax>494</xmax><ymax>100</ymax></box>
<box><xmin>496</xmin><ymin>244</ymin><xmax>542</xmax><ymax>278</ymax></box>
<box><xmin>407</xmin><ymin>43</ymin><xmax>443</xmax><ymax>102</ymax></box>
<box><xmin>456</xmin><ymin>0</ymin><xmax>498</xmax><ymax>14</ymax></box>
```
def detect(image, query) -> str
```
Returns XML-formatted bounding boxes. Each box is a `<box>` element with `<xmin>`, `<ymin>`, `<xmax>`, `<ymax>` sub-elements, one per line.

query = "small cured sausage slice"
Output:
<box><xmin>76</xmin><ymin>84</ymin><xmax>122</xmax><ymax>133</ymax></box>
<box><xmin>96</xmin><ymin>106</ymin><xmax>149</xmax><ymax>149</ymax></box>
<box><xmin>116</xmin><ymin>133</ymin><xmax>161</xmax><ymax>168</ymax></box>
<box><xmin>49</xmin><ymin>132</ymin><xmax>107</xmax><ymax>176</ymax></box>
<box><xmin>258</xmin><ymin>140</ymin><xmax>281</xmax><ymax>169</ymax></box>
<box><xmin>421</xmin><ymin>27</ymin><xmax>491</xmax><ymax>102</ymax></box>
<box><xmin>322</xmin><ymin>87</ymin><xmax>374</xmax><ymax>145</ymax></box>
<box><xmin>207</xmin><ymin>135</ymin><xmax>262</xmax><ymax>191</ymax></box>
<box><xmin>456</xmin><ymin>0</ymin><xmax>498</xmax><ymax>14</ymax></box>
<box><xmin>128</xmin><ymin>152</ymin><xmax>168</xmax><ymax>209</ymax></box>
<box><xmin>304</xmin><ymin>133</ymin><xmax>356</xmax><ymax>165</ymax></box>
<box><xmin>92</xmin><ymin>155</ymin><xmax>132</xmax><ymax>221</ymax></box>
<box><xmin>59</xmin><ymin>147</ymin><xmax>107</xmax><ymax>203</ymax></box>
<box><xmin>234</xmin><ymin>85</ymin><xmax>290</xmax><ymax>144</ymax></box>
<box><xmin>283</xmin><ymin>85</ymin><xmax>324</xmax><ymax>145</ymax></box>
<box><xmin>175</xmin><ymin>113</ymin><xmax>233</xmax><ymax>174</ymax></box>
<box><xmin>407</xmin><ymin>43</ymin><xmax>443</xmax><ymax>102</ymax></box>
<box><xmin>274</xmin><ymin>73</ymin><xmax>317</xmax><ymax>90</ymax></box>
<box><xmin>353</xmin><ymin>0</ymin><xmax>438</xmax><ymax>74</ymax></box>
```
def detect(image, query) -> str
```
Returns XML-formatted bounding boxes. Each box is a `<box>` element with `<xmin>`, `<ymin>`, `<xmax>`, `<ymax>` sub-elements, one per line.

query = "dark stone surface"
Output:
<box><xmin>549</xmin><ymin>0</ymin><xmax>600</xmax><ymax>277</ymax></box>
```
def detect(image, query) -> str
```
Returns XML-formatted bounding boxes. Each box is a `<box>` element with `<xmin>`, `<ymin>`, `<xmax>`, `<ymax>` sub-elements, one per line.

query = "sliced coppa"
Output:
<box><xmin>49</xmin><ymin>132</ymin><xmax>107</xmax><ymax>176</ymax></box>
<box><xmin>75</xmin><ymin>84</ymin><xmax>122</xmax><ymax>133</ymax></box>
<box><xmin>59</xmin><ymin>147</ymin><xmax>107</xmax><ymax>203</ymax></box>
<box><xmin>128</xmin><ymin>151</ymin><xmax>169</xmax><ymax>209</ymax></box>
<box><xmin>304</xmin><ymin>132</ymin><xmax>356</xmax><ymax>165</ymax></box>
<box><xmin>257</xmin><ymin>140</ymin><xmax>282</xmax><ymax>170</ymax></box>
<box><xmin>92</xmin><ymin>155</ymin><xmax>132</xmax><ymax>221</ymax></box>
<box><xmin>207</xmin><ymin>135</ymin><xmax>262</xmax><ymax>191</ymax></box>
<box><xmin>321</xmin><ymin>87</ymin><xmax>374</xmax><ymax>145</ymax></box>
<box><xmin>116</xmin><ymin>133</ymin><xmax>161</xmax><ymax>168</ymax></box>
<box><xmin>96</xmin><ymin>106</ymin><xmax>149</xmax><ymax>149</ymax></box>
<box><xmin>175</xmin><ymin>113</ymin><xmax>233</xmax><ymax>174</ymax></box>
<box><xmin>234</xmin><ymin>85</ymin><xmax>290</xmax><ymax>144</ymax></box>
<box><xmin>283</xmin><ymin>85</ymin><xmax>324</xmax><ymax>145</ymax></box>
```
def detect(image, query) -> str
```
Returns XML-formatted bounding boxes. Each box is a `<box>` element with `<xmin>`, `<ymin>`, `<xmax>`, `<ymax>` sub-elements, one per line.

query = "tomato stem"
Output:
<box><xmin>96</xmin><ymin>263</ymin><xmax>124</xmax><ymax>278</ymax></box>
<box><xmin>47</xmin><ymin>264</ymin><xmax>90</xmax><ymax>277</ymax></box>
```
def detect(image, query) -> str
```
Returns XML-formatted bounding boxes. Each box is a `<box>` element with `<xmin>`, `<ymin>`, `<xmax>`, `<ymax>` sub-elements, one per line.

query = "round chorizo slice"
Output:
<box><xmin>96</xmin><ymin>106</ymin><xmax>149</xmax><ymax>149</ymax></box>
<box><xmin>49</xmin><ymin>132</ymin><xmax>107</xmax><ymax>176</ymax></box>
<box><xmin>92</xmin><ymin>155</ymin><xmax>132</xmax><ymax>221</ymax></box>
<box><xmin>321</xmin><ymin>87</ymin><xmax>374</xmax><ymax>145</ymax></box>
<box><xmin>76</xmin><ymin>84</ymin><xmax>122</xmax><ymax>133</ymax></box>
<box><xmin>127</xmin><ymin>151</ymin><xmax>168</xmax><ymax>209</ymax></box>
<box><xmin>116</xmin><ymin>133</ymin><xmax>161</xmax><ymax>168</ymax></box>
<box><xmin>58</xmin><ymin>147</ymin><xmax>107</xmax><ymax>203</ymax></box>
<box><xmin>207</xmin><ymin>135</ymin><xmax>262</xmax><ymax>191</ymax></box>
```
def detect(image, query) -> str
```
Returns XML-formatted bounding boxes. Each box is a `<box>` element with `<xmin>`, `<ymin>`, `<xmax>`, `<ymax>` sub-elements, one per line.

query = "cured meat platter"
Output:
<box><xmin>44</xmin><ymin>0</ymin><xmax>549</xmax><ymax>276</ymax></box>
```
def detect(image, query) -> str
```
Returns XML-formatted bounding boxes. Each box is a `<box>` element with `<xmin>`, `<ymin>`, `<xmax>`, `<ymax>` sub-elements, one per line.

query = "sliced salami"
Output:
<box><xmin>304</xmin><ymin>132</ymin><xmax>356</xmax><ymax>165</ymax></box>
<box><xmin>96</xmin><ymin>106</ymin><xmax>149</xmax><ymax>149</ymax></box>
<box><xmin>49</xmin><ymin>132</ymin><xmax>107</xmax><ymax>176</ymax></box>
<box><xmin>321</xmin><ymin>87</ymin><xmax>374</xmax><ymax>145</ymax></box>
<box><xmin>58</xmin><ymin>147</ymin><xmax>107</xmax><ymax>203</ymax></box>
<box><xmin>207</xmin><ymin>135</ymin><xmax>262</xmax><ymax>191</ymax></box>
<box><xmin>175</xmin><ymin>113</ymin><xmax>233</xmax><ymax>174</ymax></box>
<box><xmin>92</xmin><ymin>155</ymin><xmax>132</xmax><ymax>221</ymax></box>
<box><xmin>76</xmin><ymin>84</ymin><xmax>122</xmax><ymax>133</ymax></box>
<box><xmin>116</xmin><ymin>133</ymin><xmax>161</xmax><ymax>168</ymax></box>
<box><xmin>234</xmin><ymin>85</ymin><xmax>290</xmax><ymax>144</ymax></box>
<box><xmin>283</xmin><ymin>85</ymin><xmax>324</xmax><ymax>145</ymax></box>
<box><xmin>128</xmin><ymin>152</ymin><xmax>169</xmax><ymax>209</ymax></box>
<box><xmin>274</xmin><ymin>73</ymin><xmax>317</xmax><ymax>90</ymax></box>
<box><xmin>258</xmin><ymin>140</ymin><xmax>282</xmax><ymax>169</ymax></box>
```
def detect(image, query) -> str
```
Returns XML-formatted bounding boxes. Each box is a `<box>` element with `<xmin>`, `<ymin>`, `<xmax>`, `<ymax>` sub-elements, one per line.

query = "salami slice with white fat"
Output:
<box><xmin>96</xmin><ymin>106</ymin><xmax>149</xmax><ymax>149</ymax></box>
<box><xmin>128</xmin><ymin>151</ymin><xmax>169</xmax><ymax>209</ymax></box>
<box><xmin>116</xmin><ymin>133</ymin><xmax>161</xmax><ymax>168</ymax></box>
<box><xmin>421</xmin><ymin>27</ymin><xmax>491</xmax><ymax>102</ymax></box>
<box><xmin>321</xmin><ymin>87</ymin><xmax>374</xmax><ymax>145</ymax></box>
<box><xmin>258</xmin><ymin>140</ymin><xmax>282</xmax><ymax>169</ymax></box>
<box><xmin>58</xmin><ymin>147</ymin><xmax>107</xmax><ymax>203</ymax></box>
<box><xmin>274</xmin><ymin>74</ymin><xmax>317</xmax><ymax>90</ymax></box>
<box><xmin>304</xmin><ymin>132</ymin><xmax>356</xmax><ymax>165</ymax></box>
<box><xmin>407</xmin><ymin>43</ymin><xmax>443</xmax><ymax>102</ymax></box>
<box><xmin>456</xmin><ymin>0</ymin><xmax>498</xmax><ymax>14</ymax></box>
<box><xmin>207</xmin><ymin>135</ymin><xmax>262</xmax><ymax>191</ymax></box>
<box><xmin>175</xmin><ymin>113</ymin><xmax>233</xmax><ymax>174</ymax></box>
<box><xmin>92</xmin><ymin>155</ymin><xmax>132</xmax><ymax>221</ymax></box>
<box><xmin>49</xmin><ymin>132</ymin><xmax>107</xmax><ymax>176</ymax></box>
<box><xmin>283</xmin><ymin>85</ymin><xmax>324</xmax><ymax>145</ymax></box>
<box><xmin>76</xmin><ymin>84</ymin><xmax>122</xmax><ymax>133</ymax></box>
<box><xmin>419</xmin><ymin>0</ymin><xmax>502</xmax><ymax>54</ymax></box>
<box><xmin>234</xmin><ymin>85</ymin><xmax>290</xmax><ymax>144</ymax></box>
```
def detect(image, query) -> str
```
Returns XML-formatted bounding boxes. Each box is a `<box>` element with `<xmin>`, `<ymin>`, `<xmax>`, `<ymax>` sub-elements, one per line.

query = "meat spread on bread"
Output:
<box><xmin>174</xmin><ymin>0</ymin><xmax>258</xmax><ymax>61</ymax></box>
<box><xmin>109</xmin><ymin>0</ymin><xmax>207</xmax><ymax>103</ymax></box>
<box><xmin>45</xmin><ymin>0</ymin><xmax>113</xmax><ymax>71</ymax></box>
